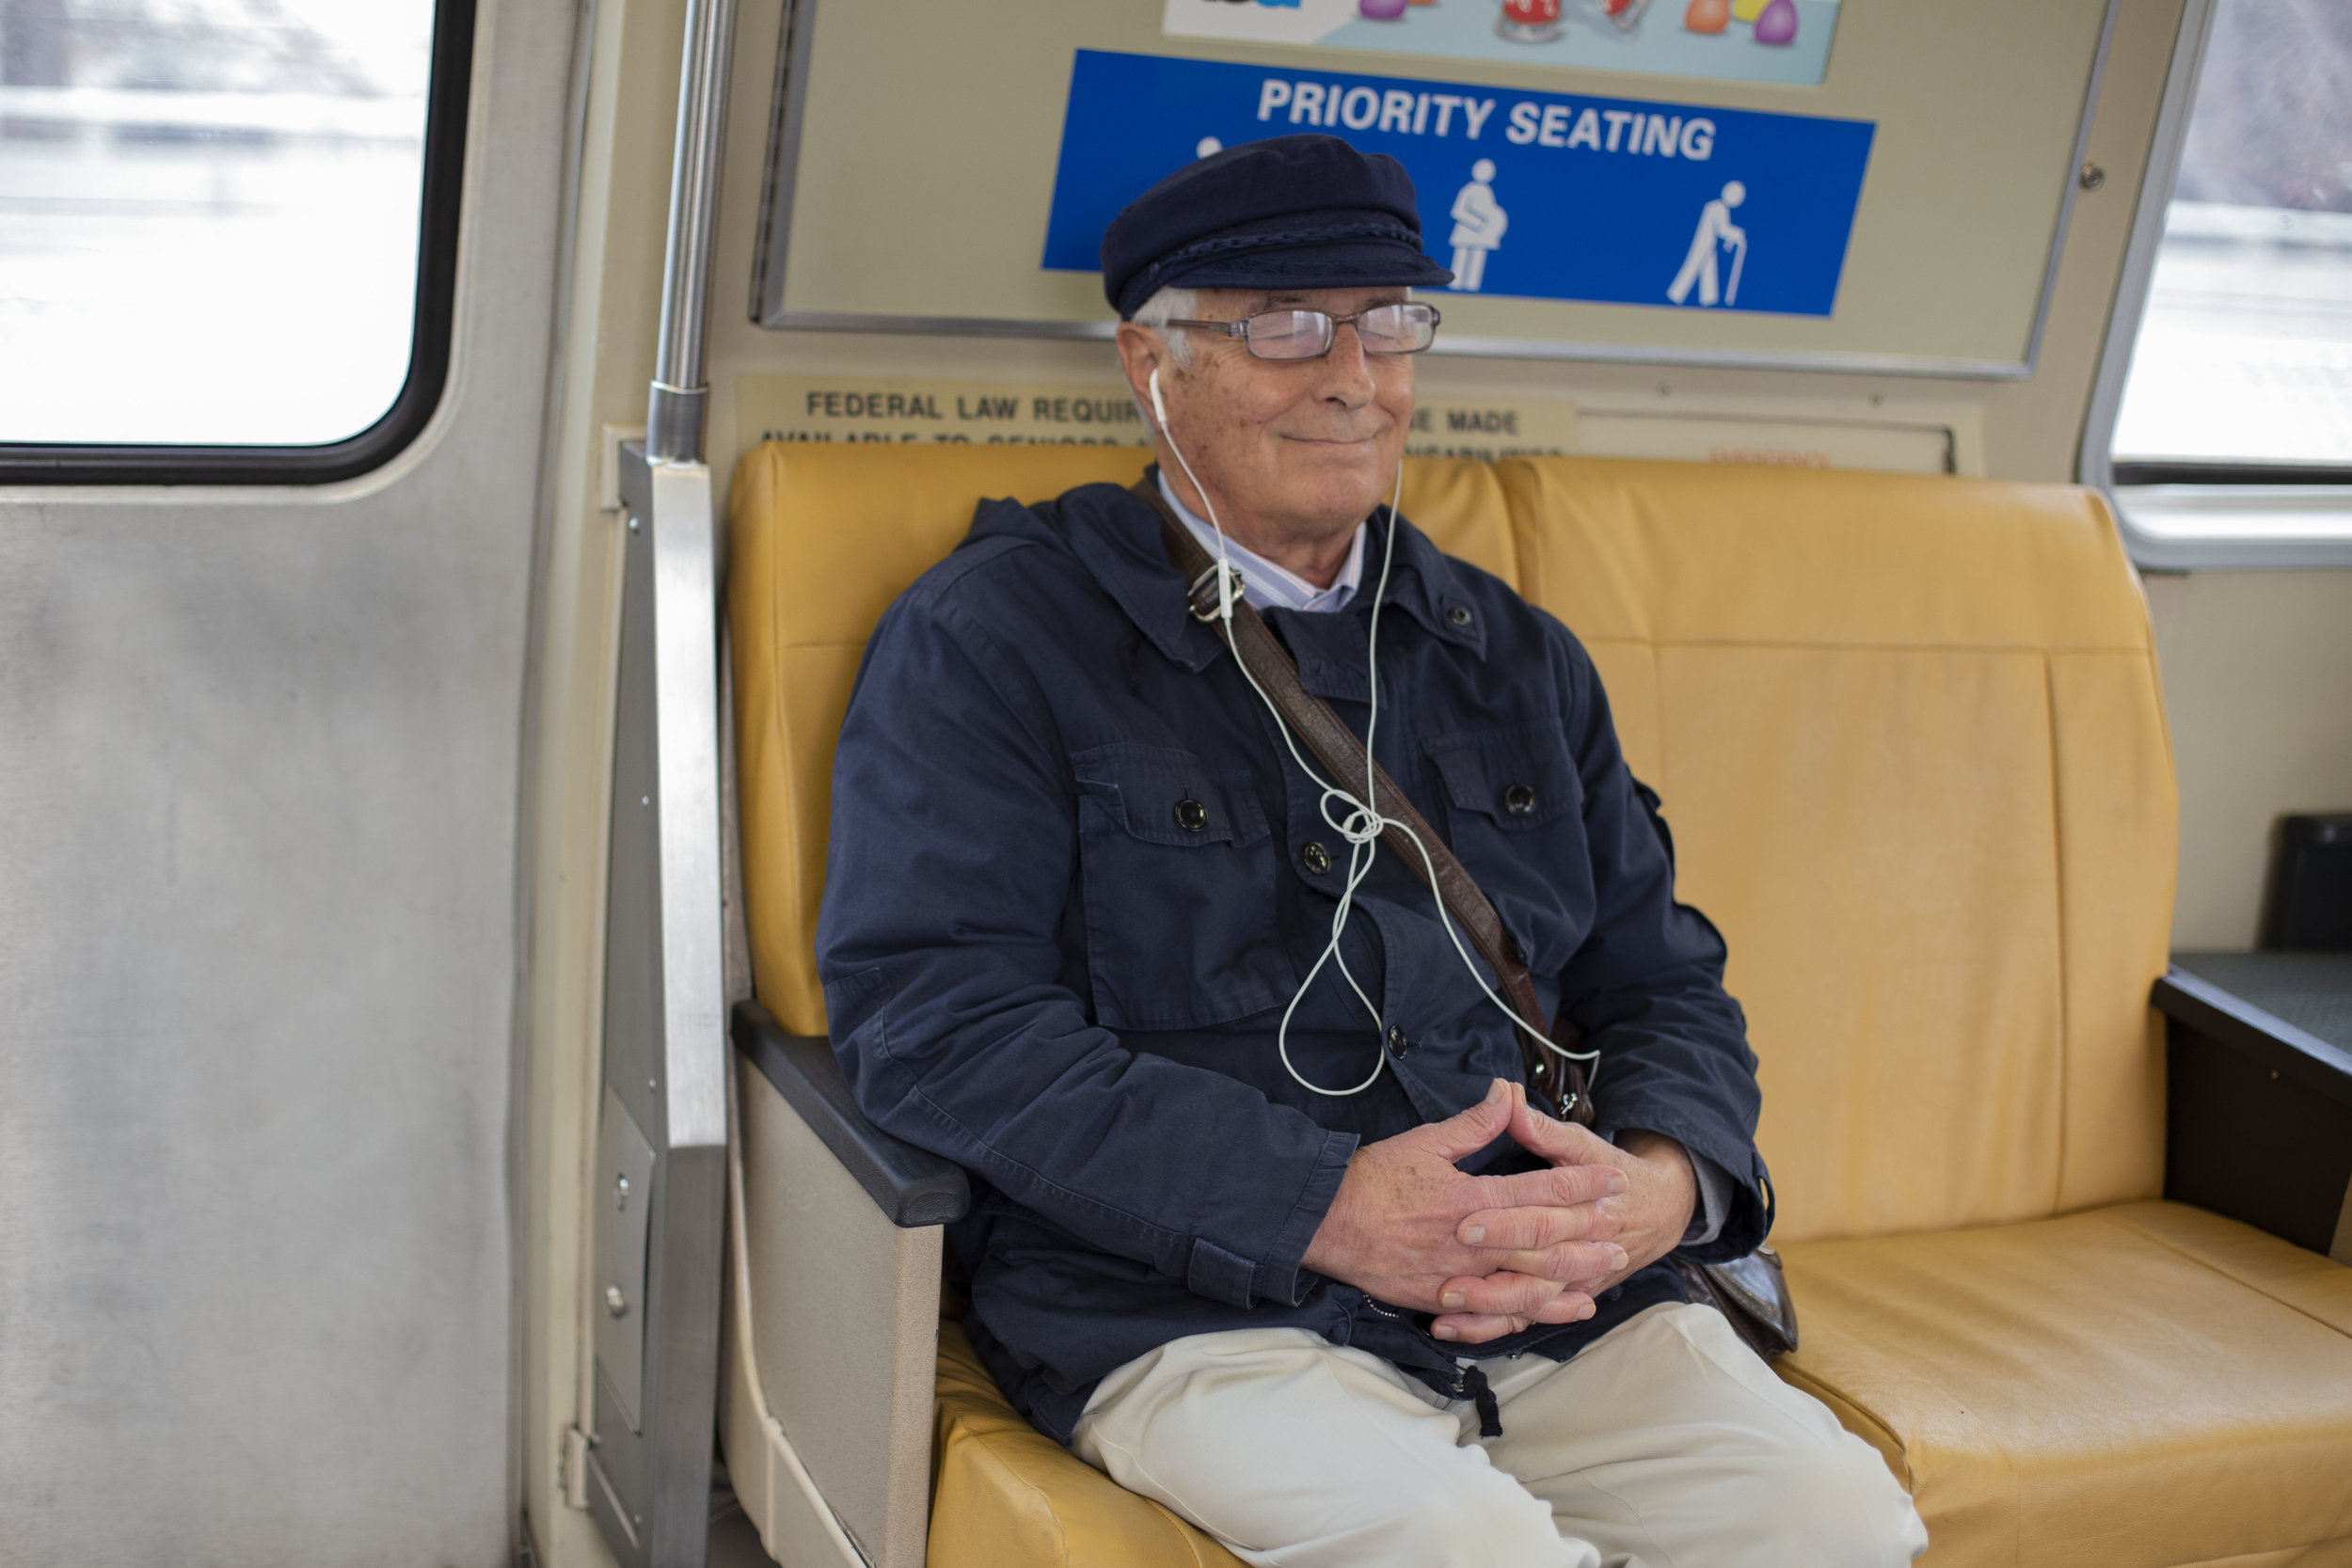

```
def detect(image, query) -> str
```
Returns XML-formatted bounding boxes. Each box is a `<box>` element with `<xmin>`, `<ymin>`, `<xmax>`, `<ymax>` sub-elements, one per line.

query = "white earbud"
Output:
<box><xmin>1148</xmin><ymin>364</ymin><xmax>1168</xmax><ymax>428</ymax></box>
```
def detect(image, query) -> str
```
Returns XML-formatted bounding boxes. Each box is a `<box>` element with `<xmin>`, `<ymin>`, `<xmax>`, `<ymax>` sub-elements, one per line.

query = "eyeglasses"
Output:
<box><xmin>1163</xmin><ymin>302</ymin><xmax>1442</xmax><ymax>360</ymax></box>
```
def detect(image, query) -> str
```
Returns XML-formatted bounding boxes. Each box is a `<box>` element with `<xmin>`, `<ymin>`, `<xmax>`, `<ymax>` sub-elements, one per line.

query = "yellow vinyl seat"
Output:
<box><xmin>930</xmin><ymin>1320</ymin><xmax>1240</xmax><ymax>1568</ymax></box>
<box><xmin>724</xmin><ymin>444</ymin><xmax>2352</xmax><ymax>1568</ymax></box>
<box><xmin>1778</xmin><ymin>1203</ymin><xmax>2352</xmax><ymax>1566</ymax></box>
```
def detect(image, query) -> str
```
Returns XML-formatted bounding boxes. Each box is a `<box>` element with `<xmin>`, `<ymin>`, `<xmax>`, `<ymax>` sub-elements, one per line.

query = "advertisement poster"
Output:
<box><xmin>1043</xmin><ymin>50</ymin><xmax>1874</xmax><ymax>318</ymax></box>
<box><xmin>1164</xmin><ymin>0</ymin><xmax>1842</xmax><ymax>88</ymax></box>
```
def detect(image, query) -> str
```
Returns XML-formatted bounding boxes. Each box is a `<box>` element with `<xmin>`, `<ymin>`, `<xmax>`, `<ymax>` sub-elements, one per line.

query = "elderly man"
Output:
<box><xmin>818</xmin><ymin>135</ymin><xmax>1926</xmax><ymax>1566</ymax></box>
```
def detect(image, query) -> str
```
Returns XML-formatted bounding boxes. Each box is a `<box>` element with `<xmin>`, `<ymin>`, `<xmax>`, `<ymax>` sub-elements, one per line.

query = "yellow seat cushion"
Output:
<box><xmin>1777</xmin><ymin>1201</ymin><xmax>2352</xmax><ymax>1568</ymax></box>
<box><xmin>930</xmin><ymin>1321</ymin><xmax>1245</xmax><ymax>1568</ymax></box>
<box><xmin>926</xmin><ymin>1200</ymin><xmax>2352</xmax><ymax>1568</ymax></box>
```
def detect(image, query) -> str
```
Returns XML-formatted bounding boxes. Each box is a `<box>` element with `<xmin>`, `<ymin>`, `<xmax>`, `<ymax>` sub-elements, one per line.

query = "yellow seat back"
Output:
<box><xmin>727</xmin><ymin>443</ymin><xmax>1519</xmax><ymax>1037</ymax></box>
<box><xmin>1497</xmin><ymin>457</ymin><xmax>2177</xmax><ymax>1242</ymax></box>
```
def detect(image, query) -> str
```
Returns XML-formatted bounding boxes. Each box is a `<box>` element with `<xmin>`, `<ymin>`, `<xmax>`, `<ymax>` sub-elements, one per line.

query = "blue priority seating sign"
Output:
<box><xmin>1042</xmin><ymin>50</ymin><xmax>1875</xmax><ymax>319</ymax></box>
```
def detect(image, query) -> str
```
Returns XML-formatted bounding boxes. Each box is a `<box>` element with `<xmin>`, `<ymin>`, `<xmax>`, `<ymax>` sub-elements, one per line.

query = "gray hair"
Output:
<box><xmin>1125</xmin><ymin>285</ymin><xmax>1200</xmax><ymax>430</ymax></box>
<box><xmin>1128</xmin><ymin>285</ymin><xmax>1202</xmax><ymax>367</ymax></box>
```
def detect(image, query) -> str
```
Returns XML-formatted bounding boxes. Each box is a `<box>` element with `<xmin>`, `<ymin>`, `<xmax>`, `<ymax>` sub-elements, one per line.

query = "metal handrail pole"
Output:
<box><xmin>647</xmin><ymin>0</ymin><xmax>740</xmax><ymax>464</ymax></box>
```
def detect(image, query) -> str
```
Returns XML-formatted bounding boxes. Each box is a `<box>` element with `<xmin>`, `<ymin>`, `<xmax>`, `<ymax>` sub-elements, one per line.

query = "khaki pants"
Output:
<box><xmin>1071</xmin><ymin>1304</ymin><xmax>1927</xmax><ymax>1568</ymax></box>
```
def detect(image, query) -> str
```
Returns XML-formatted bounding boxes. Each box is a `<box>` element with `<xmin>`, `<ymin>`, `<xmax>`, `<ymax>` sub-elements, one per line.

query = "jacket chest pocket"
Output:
<box><xmin>1071</xmin><ymin>744</ymin><xmax>1296</xmax><ymax>1033</ymax></box>
<box><xmin>1422</xmin><ymin>722</ymin><xmax>1592</xmax><ymax>977</ymax></box>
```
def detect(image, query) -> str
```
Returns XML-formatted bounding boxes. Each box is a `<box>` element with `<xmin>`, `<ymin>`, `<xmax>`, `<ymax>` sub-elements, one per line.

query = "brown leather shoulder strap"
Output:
<box><xmin>1132</xmin><ymin>478</ymin><xmax>1593</xmax><ymax>1124</ymax></box>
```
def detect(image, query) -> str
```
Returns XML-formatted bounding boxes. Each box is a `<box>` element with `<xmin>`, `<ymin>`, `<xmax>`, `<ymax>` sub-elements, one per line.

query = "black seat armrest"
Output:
<box><xmin>2154</xmin><ymin>958</ymin><xmax>2352</xmax><ymax>1260</ymax></box>
<box><xmin>731</xmin><ymin>999</ymin><xmax>972</xmax><ymax>1227</ymax></box>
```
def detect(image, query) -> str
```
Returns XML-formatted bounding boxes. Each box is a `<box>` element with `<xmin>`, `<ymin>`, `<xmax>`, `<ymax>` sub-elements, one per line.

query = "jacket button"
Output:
<box><xmin>1174</xmin><ymin>798</ymin><xmax>1210</xmax><ymax>832</ymax></box>
<box><xmin>1503</xmin><ymin>782</ymin><xmax>1537</xmax><ymax>816</ymax></box>
<box><xmin>1446</xmin><ymin>603</ymin><xmax>1473</xmax><ymax>627</ymax></box>
<box><xmin>1385</xmin><ymin>1023</ymin><xmax>1411</xmax><ymax>1057</ymax></box>
<box><xmin>1301</xmin><ymin>841</ymin><xmax>1331</xmax><ymax>874</ymax></box>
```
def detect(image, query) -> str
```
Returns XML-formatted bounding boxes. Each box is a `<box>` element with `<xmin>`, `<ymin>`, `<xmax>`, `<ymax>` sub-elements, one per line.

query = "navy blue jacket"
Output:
<box><xmin>817</xmin><ymin>477</ymin><xmax>1768</xmax><ymax>1442</ymax></box>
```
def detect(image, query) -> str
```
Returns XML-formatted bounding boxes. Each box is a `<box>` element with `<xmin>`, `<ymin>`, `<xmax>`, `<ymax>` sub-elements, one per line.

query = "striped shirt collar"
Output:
<box><xmin>1158</xmin><ymin>471</ymin><xmax>1365</xmax><ymax>614</ymax></box>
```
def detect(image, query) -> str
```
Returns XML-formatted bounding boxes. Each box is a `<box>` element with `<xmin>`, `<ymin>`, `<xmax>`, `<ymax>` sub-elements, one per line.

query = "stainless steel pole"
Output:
<box><xmin>646</xmin><ymin>0</ymin><xmax>740</xmax><ymax>463</ymax></box>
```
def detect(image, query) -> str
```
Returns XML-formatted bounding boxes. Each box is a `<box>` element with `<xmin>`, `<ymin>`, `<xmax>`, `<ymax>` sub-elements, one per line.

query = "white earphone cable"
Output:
<box><xmin>1147</xmin><ymin>366</ymin><xmax>1598</xmax><ymax>1098</ymax></box>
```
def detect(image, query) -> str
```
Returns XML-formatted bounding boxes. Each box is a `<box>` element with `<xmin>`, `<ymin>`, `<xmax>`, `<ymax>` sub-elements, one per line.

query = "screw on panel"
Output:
<box><xmin>2078</xmin><ymin>163</ymin><xmax>2106</xmax><ymax>191</ymax></box>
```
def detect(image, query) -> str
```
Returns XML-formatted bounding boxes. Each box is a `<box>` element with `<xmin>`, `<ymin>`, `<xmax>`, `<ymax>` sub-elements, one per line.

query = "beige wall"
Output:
<box><xmin>2144</xmin><ymin>570</ymin><xmax>2352</xmax><ymax>950</ymax></box>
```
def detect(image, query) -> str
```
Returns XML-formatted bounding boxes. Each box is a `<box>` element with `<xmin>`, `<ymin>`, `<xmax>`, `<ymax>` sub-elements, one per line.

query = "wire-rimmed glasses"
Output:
<box><xmin>1163</xmin><ymin>302</ymin><xmax>1442</xmax><ymax>359</ymax></box>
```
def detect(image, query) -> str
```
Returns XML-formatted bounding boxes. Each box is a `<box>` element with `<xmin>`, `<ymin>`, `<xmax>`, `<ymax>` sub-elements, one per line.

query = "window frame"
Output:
<box><xmin>0</xmin><ymin>0</ymin><xmax>477</xmax><ymax>488</ymax></box>
<box><xmin>2079</xmin><ymin>0</ymin><xmax>2352</xmax><ymax>567</ymax></box>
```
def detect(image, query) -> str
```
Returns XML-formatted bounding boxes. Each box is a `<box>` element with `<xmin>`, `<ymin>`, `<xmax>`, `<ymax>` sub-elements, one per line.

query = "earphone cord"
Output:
<box><xmin>1152</xmin><ymin>384</ymin><xmax>1599</xmax><ymax>1099</ymax></box>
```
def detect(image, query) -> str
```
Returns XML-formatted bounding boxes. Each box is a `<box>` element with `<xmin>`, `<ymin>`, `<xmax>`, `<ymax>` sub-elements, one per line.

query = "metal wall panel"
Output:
<box><xmin>0</xmin><ymin>0</ymin><xmax>574</xmax><ymax>1558</ymax></box>
<box><xmin>584</xmin><ymin>452</ymin><xmax>727</xmax><ymax>1568</ymax></box>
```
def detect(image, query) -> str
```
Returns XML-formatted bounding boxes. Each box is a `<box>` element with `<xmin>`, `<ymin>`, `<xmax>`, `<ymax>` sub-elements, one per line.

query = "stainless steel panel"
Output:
<box><xmin>588</xmin><ymin>447</ymin><xmax>727</xmax><ymax>1568</ymax></box>
<box><xmin>0</xmin><ymin>0</ymin><xmax>574</xmax><ymax>1560</ymax></box>
<box><xmin>596</xmin><ymin>1086</ymin><xmax>660</xmax><ymax>1432</ymax></box>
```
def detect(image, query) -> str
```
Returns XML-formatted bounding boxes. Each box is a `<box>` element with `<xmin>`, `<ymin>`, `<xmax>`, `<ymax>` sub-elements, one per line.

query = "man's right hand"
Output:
<box><xmin>1300</xmin><ymin>1079</ymin><xmax>1629</xmax><ymax>1345</ymax></box>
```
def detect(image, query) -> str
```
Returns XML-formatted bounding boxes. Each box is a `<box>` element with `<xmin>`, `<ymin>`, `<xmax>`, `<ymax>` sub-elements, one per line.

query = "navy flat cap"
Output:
<box><xmin>1101</xmin><ymin>134</ymin><xmax>1453</xmax><ymax>318</ymax></box>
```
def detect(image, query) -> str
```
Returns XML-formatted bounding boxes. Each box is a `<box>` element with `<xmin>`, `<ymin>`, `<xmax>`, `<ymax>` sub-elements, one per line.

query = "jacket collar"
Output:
<box><xmin>1031</xmin><ymin>467</ymin><xmax>1487</xmax><ymax>673</ymax></box>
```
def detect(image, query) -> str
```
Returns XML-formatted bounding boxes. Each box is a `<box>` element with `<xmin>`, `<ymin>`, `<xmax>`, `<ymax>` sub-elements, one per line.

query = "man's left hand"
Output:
<box><xmin>1432</xmin><ymin>1085</ymin><xmax>1698</xmax><ymax>1342</ymax></box>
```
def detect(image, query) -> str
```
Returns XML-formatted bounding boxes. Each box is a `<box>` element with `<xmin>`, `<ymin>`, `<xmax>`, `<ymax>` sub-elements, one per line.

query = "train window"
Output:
<box><xmin>0</xmin><ymin>0</ymin><xmax>470</xmax><ymax>484</ymax></box>
<box><xmin>2094</xmin><ymin>0</ymin><xmax>2352</xmax><ymax>560</ymax></box>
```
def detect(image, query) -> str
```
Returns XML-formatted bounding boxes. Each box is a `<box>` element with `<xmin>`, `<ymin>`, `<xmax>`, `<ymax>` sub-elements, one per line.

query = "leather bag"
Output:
<box><xmin>1137</xmin><ymin>479</ymin><xmax>1797</xmax><ymax>1359</ymax></box>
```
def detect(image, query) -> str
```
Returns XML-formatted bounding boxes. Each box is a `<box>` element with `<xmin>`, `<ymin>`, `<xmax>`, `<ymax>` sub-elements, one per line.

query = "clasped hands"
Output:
<box><xmin>1300</xmin><ymin>1078</ymin><xmax>1698</xmax><ymax>1345</ymax></box>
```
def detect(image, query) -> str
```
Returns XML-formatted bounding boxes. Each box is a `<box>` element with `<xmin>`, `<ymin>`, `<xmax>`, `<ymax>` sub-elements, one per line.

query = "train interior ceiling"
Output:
<box><xmin>1</xmin><ymin>0</ymin><xmax>2347</xmax><ymax>1565</ymax></box>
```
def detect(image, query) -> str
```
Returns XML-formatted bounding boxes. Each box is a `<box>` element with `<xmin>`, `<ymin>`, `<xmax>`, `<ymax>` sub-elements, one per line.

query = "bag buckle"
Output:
<box><xmin>1187</xmin><ymin>562</ymin><xmax>1244</xmax><ymax>623</ymax></box>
